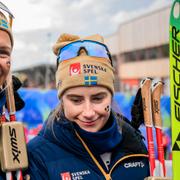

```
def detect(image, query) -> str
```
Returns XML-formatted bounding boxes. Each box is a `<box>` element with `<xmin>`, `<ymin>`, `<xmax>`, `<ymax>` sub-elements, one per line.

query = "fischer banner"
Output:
<box><xmin>169</xmin><ymin>1</ymin><xmax>180</xmax><ymax>179</ymax></box>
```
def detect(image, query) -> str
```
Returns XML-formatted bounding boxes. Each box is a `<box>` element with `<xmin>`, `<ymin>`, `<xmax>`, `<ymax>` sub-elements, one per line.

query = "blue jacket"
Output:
<box><xmin>0</xmin><ymin>91</ymin><xmax>7</xmax><ymax>180</ymax></box>
<box><xmin>0</xmin><ymin>90</ymin><xmax>6</xmax><ymax>113</ymax></box>
<box><xmin>25</xmin><ymin>111</ymin><xmax>150</xmax><ymax>180</ymax></box>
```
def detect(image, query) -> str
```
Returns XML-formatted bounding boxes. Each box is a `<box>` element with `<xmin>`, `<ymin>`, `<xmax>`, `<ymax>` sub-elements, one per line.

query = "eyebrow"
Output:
<box><xmin>0</xmin><ymin>46</ymin><xmax>12</xmax><ymax>52</ymax></box>
<box><xmin>91</xmin><ymin>92</ymin><xmax>107</xmax><ymax>97</ymax></box>
<box><xmin>66</xmin><ymin>94</ymin><xmax>83</xmax><ymax>98</ymax></box>
<box><xmin>66</xmin><ymin>92</ymin><xmax>107</xmax><ymax>98</ymax></box>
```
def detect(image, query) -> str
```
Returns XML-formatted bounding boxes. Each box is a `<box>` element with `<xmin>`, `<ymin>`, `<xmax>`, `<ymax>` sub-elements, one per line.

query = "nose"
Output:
<box><xmin>82</xmin><ymin>101</ymin><xmax>95</xmax><ymax>119</ymax></box>
<box><xmin>78</xmin><ymin>47</ymin><xmax>88</xmax><ymax>56</ymax></box>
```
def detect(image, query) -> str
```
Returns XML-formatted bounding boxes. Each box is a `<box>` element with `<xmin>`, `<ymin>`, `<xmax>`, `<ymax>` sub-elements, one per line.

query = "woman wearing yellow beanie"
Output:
<box><xmin>25</xmin><ymin>33</ymin><xmax>150</xmax><ymax>180</ymax></box>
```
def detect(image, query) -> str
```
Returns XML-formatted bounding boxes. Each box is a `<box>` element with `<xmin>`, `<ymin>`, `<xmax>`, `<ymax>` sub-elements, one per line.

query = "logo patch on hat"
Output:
<box><xmin>83</xmin><ymin>64</ymin><xmax>106</xmax><ymax>74</ymax></box>
<box><xmin>84</xmin><ymin>76</ymin><xmax>97</xmax><ymax>85</ymax></box>
<box><xmin>0</xmin><ymin>19</ymin><xmax>9</xmax><ymax>29</ymax></box>
<box><xmin>70</xmin><ymin>63</ymin><xmax>81</xmax><ymax>76</ymax></box>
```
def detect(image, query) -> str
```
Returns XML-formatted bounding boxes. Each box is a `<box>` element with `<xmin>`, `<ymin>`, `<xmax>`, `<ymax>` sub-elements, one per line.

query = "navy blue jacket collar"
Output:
<box><xmin>41</xmin><ymin>114</ymin><xmax>146</xmax><ymax>161</ymax></box>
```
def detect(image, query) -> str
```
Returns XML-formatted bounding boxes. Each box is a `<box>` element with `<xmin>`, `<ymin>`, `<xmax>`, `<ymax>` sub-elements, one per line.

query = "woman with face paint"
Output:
<box><xmin>25</xmin><ymin>33</ymin><xmax>150</xmax><ymax>180</ymax></box>
<box><xmin>0</xmin><ymin>3</ymin><xmax>24</xmax><ymax>117</ymax></box>
<box><xmin>0</xmin><ymin>3</ymin><xmax>25</xmax><ymax>180</ymax></box>
<box><xmin>0</xmin><ymin>8</ymin><xmax>13</xmax><ymax>116</ymax></box>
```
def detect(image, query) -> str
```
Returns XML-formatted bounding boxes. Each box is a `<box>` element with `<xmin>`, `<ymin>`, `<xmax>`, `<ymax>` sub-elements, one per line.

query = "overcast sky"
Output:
<box><xmin>4</xmin><ymin>0</ymin><xmax>171</xmax><ymax>36</ymax></box>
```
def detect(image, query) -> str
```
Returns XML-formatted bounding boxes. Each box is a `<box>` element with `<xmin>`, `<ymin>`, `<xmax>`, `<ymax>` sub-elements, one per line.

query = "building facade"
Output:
<box><xmin>13</xmin><ymin>4</ymin><xmax>171</xmax><ymax>93</ymax></box>
<box><xmin>105</xmin><ymin>4</ymin><xmax>171</xmax><ymax>95</ymax></box>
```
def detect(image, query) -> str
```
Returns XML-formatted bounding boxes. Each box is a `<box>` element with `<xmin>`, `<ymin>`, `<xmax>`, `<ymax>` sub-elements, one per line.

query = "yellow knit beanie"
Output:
<box><xmin>53</xmin><ymin>33</ymin><xmax>114</xmax><ymax>98</ymax></box>
<box><xmin>0</xmin><ymin>11</ymin><xmax>13</xmax><ymax>46</ymax></box>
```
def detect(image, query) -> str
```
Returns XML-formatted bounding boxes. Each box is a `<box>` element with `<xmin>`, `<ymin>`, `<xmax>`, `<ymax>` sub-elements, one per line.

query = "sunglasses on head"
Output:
<box><xmin>57</xmin><ymin>40</ymin><xmax>113</xmax><ymax>67</ymax></box>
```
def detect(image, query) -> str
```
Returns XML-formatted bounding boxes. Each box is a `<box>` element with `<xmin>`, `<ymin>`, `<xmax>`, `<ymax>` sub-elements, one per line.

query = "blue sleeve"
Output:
<box><xmin>23</xmin><ymin>150</ymin><xmax>49</xmax><ymax>180</ymax></box>
<box><xmin>0</xmin><ymin>91</ymin><xmax>6</xmax><ymax>114</ymax></box>
<box><xmin>0</xmin><ymin>171</ymin><xmax>6</xmax><ymax>180</ymax></box>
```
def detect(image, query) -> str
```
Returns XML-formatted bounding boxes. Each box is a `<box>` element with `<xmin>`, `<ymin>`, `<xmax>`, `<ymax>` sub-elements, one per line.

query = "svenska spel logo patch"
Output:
<box><xmin>60</xmin><ymin>172</ymin><xmax>71</xmax><ymax>180</ymax></box>
<box><xmin>69</xmin><ymin>63</ymin><xmax>81</xmax><ymax>76</ymax></box>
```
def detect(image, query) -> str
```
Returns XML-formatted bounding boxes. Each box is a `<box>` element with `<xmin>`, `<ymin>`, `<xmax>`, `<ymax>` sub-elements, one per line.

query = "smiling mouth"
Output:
<box><xmin>78</xmin><ymin>119</ymin><xmax>98</xmax><ymax>126</ymax></box>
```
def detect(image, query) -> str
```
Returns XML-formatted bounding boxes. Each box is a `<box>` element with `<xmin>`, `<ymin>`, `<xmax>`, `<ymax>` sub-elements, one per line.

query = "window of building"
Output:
<box><xmin>122</xmin><ymin>43</ymin><xmax>169</xmax><ymax>63</ymax></box>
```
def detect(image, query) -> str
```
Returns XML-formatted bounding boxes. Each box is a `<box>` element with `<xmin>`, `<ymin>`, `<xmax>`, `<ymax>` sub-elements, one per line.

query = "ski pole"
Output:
<box><xmin>5</xmin><ymin>76</ymin><xmax>24</xmax><ymax>180</ymax></box>
<box><xmin>152</xmin><ymin>81</ymin><xmax>166</xmax><ymax>177</ymax></box>
<box><xmin>0</xmin><ymin>85</ymin><xmax>14</xmax><ymax>180</ymax></box>
<box><xmin>0</xmin><ymin>85</ymin><xmax>6</xmax><ymax>123</ymax></box>
<box><xmin>141</xmin><ymin>77</ymin><xmax>156</xmax><ymax>176</ymax></box>
<box><xmin>0</xmin><ymin>106</ymin><xmax>6</xmax><ymax>123</ymax></box>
